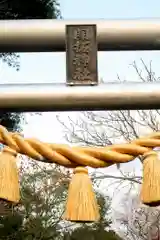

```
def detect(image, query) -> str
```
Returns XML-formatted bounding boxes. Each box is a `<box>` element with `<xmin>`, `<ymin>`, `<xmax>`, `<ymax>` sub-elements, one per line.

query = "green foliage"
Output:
<box><xmin>18</xmin><ymin>167</ymin><xmax>67</xmax><ymax>239</ymax></box>
<box><xmin>0</xmin><ymin>166</ymin><xmax>65</xmax><ymax>239</ymax></box>
<box><xmin>0</xmin><ymin>112</ymin><xmax>24</xmax><ymax>131</ymax></box>
<box><xmin>64</xmin><ymin>227</ymin><xmax>122</xmax><ymax>240</ymax></box>
<box><xmin>0</xmin><ymin>0</ymin><xmax>61</xmax><ymax>19</ymax></box>
<box><xmin>0</xmin><ymin>53</ymin><xmax>20</xmax><ymax>70</ymax></box>
<box><xmin>0</xmin><ymin>0</ymin><xmax>61</xmax><ymax>70</ymax></box>
<box><xmin>0</xmin><ymin>165</ymin><xmax>122</xmax><ymax>240</ymax></box>
<box><xmin>63</xmin><ymin>192</ymin><xmax>122</xmax><ymax>240</ymax></box>
<box><xmin>0</xmin><ymin>214</ymin><xmax>23</xmax><ymax>239</ymax></box>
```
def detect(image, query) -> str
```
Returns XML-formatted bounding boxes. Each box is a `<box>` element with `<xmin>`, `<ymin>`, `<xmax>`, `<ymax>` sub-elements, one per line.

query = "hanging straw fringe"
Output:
<box><xmin>0</xmin><ymin>147</ymin><xmax>20</xmax><ymax>204</ymax></box>
<box><xmin>0</xmin><ymin>125</ymin><xmax>160</xmax><ymax>221</ymax></box>
<box><xmin>141</xmin><ymin>151</ymin><xmax>160</xmax><ymax>206</ymax></box>
<box><xmin>63</xmin><ymin>167</ymin><xmax>100</xmax><ymax>222</ymax></box>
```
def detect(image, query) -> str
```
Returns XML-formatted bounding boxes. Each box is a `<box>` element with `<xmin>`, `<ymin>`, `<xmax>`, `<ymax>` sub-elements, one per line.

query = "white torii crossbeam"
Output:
<box><xmin>1</xmin><ymin>19</ymin><xmax>160</xmax><ymax>52</ymax></box>
<box><xmin>1</xmin><ymin>19</ymin><xmax>160</xmax><ymax>112</ymax></box>
<box><xmin>0</xmin><ymin>82</ymin><xmax>158</xmax><ymax>112</ymax></box>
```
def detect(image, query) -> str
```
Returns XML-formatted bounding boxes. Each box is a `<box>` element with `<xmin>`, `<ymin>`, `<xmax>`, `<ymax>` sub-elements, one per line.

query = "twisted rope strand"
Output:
<box><xmin>0</xmin><ymin>125</ymin><xmax>160</xmax><ymax>168</ymax></box>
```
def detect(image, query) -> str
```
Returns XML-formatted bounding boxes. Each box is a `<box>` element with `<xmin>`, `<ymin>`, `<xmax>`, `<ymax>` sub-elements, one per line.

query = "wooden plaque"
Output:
<box><xmin>66</xmin><ymin>25</ymin><xmax>98</xmax><ymax>86</ymax></box>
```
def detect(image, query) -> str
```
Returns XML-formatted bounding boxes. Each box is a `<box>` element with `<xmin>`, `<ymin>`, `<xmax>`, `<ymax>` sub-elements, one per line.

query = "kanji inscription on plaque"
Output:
<box><xmin>66</xmin><ymin>25</ymin><xmax>98</xmax><ymax>85</ymax></box>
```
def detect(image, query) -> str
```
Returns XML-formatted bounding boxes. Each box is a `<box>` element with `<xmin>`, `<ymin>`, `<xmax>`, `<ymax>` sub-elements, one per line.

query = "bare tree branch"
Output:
<box><xmin>57</xmin><ymin>59</ymin><xmax>160</xmax><ymax>239</ymax></box>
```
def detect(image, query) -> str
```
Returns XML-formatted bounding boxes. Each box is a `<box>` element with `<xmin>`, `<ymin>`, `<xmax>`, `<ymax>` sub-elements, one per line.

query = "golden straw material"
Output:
<box><xmin>0</xmin><ymin>147</ymin><xmax>20</xmax><ymax>203</ymax></box>
<box><xmin>0</xmin><ymin>125</ymin><xmax>159</xmax><ymax>168</ymax></box>
<box><xmin>141</xmin><ymin>151</ymin><xmax>160</xmax><ymax>206</ymax></box>
<box><xmin>1</xmin><ymin>125</ymin><xmax>160</xmax><ymax>220</ymax></box>
<box><xmin>63</xmin><ymin>167</ymin><xmax>100</xmax><ymax>222</ymax></box>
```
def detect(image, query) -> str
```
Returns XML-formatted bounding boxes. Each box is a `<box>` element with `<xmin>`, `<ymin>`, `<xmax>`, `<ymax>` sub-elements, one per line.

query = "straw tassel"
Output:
<box><xmin>0</xmin><ymin>147</ymin><xmax>20</xmax><ymax>204</ymax></box>
<box><xmin>63</xmin><ymin>166</ymin><xmax>100</xmax><ymax>222</ymax></box>
<box><xmin>141</xmin><ymin>151</ymin><xmax>160</xmax><ymax>206</ymax></box>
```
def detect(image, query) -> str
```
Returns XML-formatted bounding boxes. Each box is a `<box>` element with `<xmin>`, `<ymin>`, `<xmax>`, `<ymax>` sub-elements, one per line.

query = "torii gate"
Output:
<box><xmin>0</xmin><ymin>20</ymin><xmax>160</xmax><ymax>240</ymax></box>
<box><xmin>1</xmin><ymin>19</ymin><xmax>160</xmax><ymax>112</ymax></box>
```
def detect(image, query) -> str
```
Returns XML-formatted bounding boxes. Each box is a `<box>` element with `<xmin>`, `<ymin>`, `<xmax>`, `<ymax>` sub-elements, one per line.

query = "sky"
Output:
<box><xmin>1</xmin><ymin>0</ymin><xmax>160</xmax><ymax>231</ymax></box>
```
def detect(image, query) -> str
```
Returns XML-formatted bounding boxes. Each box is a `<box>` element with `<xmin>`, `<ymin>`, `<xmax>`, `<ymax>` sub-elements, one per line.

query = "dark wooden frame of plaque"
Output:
<box><xmin>65</xmin><ymin>24</ymin><xmax>98</xmax><ymax>86</ymax></box>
